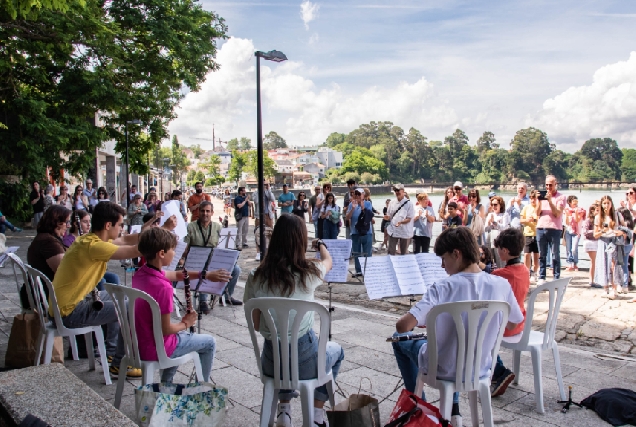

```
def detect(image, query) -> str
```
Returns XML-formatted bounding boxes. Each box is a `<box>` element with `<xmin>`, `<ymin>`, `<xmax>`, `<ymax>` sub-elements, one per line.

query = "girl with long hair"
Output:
<box><xmin>56</xmin><ymin>185</ymin><xmax>73</xmax><ymax>210</ymax></box>
<box><xmin>96</xmin><ymin>187</ymin><xmax>109</xmax><ymax>202</ymax></box>
<box><xmin>584</xmin><ymin>202</ymin><xmax>600</xmax><ymax>288</ymax></box>
<box><xmin>63</xmin><ymin>210</ymin><xmax>91</xmax><ymax>247</ymax></box>
<box><xmin>243</xmin><ymin>214</ymin><xmax>344</xmax><ymax>426</ymax></box>
<box><xmin>594</xmin><ymin>195</ymin><xmax>625</xmax><ymax>299</ymax></box>
<box><xmin>73</xmin><ymin>185</ymin><xmax>89</xmax><ymax>211</ymax></box>
<box><xmin>617</xmin><ymin>207</ymin><xmax>634</xmax><ymax>294</ymax></box>
<box><xmin>292</xmin><ymin>191</ymin><xmax>309</xmax><ymax>219</ymax></box>
<box><xmin>320</xmin><ymin>192</ymin><xmax>340</xmax><ymax>239</ymax></box>
<box><xmin>438</xmin><ymin>186</ymin><xmax>455</xmax><ymax>223</ymax></box>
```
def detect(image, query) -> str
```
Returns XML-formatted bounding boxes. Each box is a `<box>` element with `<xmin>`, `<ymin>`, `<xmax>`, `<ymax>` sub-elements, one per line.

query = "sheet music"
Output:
<box><xmin>390</xmin><ymin>255</ymin><xmax>426</xmax><ymax>295</ymax></box>
<box><xmin>415</xmin><ymin>253</ymin><xmax>449</xmax><ymax>286</ymax></box>
<box><xmin>160</xmin><ymin>200</ymin><xmax>188</xmax><ymax>240</ymax></box>
<box><xmin>129</xmin><ymin>225</ymin><xmax>142</xmax><ymax>234</ymax></box>
<box><xmin>0</xmin><ymin>246</ymin><xmax>19</xmax><ymax>265</ymax></box>
<box><xmin>176</xmin><ymin>246</ymin><xmax>213</xmax><ymax>289</ymax></box>
<box><xmin>164</xmin><ymin>240</ymin><xmax>188</xmax><ymax>272</ymax></box>
<box><xmin>363</xmin><ymin>257</ymin><xmax>401</xmax><ymax>299</ymax></box>
<box><xmin>195</xmin><ymin>248</ymin><xmax>239</xmax><ymax>294</ymax></box>
<box><xmin>316</xmin><ymin>239</ymin><xmax>352</xmax><ymax>283</ymax></box>
<box><xmin>219</xmin><ymin>227</ymin><xmax>237</xmax><ymax>249</ymax></box>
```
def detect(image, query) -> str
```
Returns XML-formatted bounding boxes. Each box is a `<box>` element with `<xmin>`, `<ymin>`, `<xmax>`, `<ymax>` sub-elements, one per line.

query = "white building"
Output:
<box><xmin>316</xmin><ymin>147</ymin><xmax>343</xmax><ymax>169</ymax></box>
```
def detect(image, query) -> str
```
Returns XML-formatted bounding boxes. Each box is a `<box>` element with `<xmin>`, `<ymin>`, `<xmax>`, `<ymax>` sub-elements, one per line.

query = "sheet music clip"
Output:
<box><xmin>408</xmin><ymin>294</ymin><xmax>417</xmax><ymax>306</ymax></box>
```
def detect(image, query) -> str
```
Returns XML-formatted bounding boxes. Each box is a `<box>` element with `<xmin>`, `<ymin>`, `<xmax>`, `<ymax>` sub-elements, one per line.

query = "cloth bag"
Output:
<box><xmin>135</xmin><ymin>382</ymin><xmax>228</xmax><ymax>427</ymax></box>
<box><xmin>327</xmin><ymin>393</ymin><xmax>381</xmax><ymax>427</ymax></box>
<box><xmin>5</xmin><ymin>313</ymin><xmax>40</xmax><ymax>368</ymax></box>
<box><xmin>469</xmin><ymin>210</ymin><xmax>485</xmax><ymax>239</ymax></box>
<box><xmin>385</xmin><ymin>389</ymin><xmax>448</xmax><ymax>427</ymax></box>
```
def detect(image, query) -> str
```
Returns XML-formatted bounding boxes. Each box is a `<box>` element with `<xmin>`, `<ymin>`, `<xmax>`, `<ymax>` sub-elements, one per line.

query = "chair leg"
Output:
<box><xmin>552</xmin><ymin>341</ymin><xmax>566</xmax><ymax>401</ymax></box>
<box><xmin>530</xmin><ymin>347</ymin><xmax>544</xmax><ymax>414</ymax></box>
<box><xmin>479</xmin><ymin>383</ymin><xmax>494</xmax><ymax>427</ymax></box>
<box><xmin>259</xmin><ymin>384</ymin><xmax>276</xmax><ymax>427</ymax></box>
<box><xmin>438</xmin><ymin>387</ymin><xmax>454</xmax><ymax>420</ymax></box>
<box><xmin>512</xmin><ymin>350</ymin><xmax>521</xmax><ymax>385</ymax></box>
<box><xmin>85</xmin><ymin>332</ymin><xmax>95</xmax><ymax>371</ymax></box>
<box><xmin>468</xmin><ymin>390</ymin><xmax>479</xmax><ymax>427</ymax></box>
<box><xmin>142</xmin><ymin>363</ymin><xmax>155</xmax><ymax>386</ymax></box>
<box><xmin>34</xmin><ymin>333</ymin><xmax>46</xmax><ymax>366</ymax></box>
<box><xmin>69</xmin><ymin>336</ymin><xmax>79</xmax><ymax>360</ymax></box>
<box><xmin>414</xmin><ymin>374</ymin><xmax>424</xmax><ymax>399</ymax></box>
<box><xmin>326</xmin><ymin>380</ymin><xmax>335</xmax><ymax>409</ymax></box>
<box><xmin>192</xmin><ymin>353</ymin><xmax>204</xmax><ymax>382</ymax></box>
<box><xmin>94</xmin><ymin>328</ymin><xmax>112</xmax><ymax>385</ymax></box>
<box><xmin>299</xmin><ymin>383</ymin><xmax>315</xmax><ymax>427</ymax></box>
<box><xmin>114</xmin><ymin>356</ymin><xmax>128</xmax><ymax>409</ymax></box>
<box><xmin>43</xmin><ymin>332</ymin><xmax>55</xmax><ymax>365</ymax></box>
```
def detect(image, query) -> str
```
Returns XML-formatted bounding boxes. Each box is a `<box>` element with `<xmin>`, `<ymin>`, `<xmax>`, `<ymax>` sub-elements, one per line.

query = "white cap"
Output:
<box><xmin>453</xmin><ymin>181</ymin><xmax>463</xmax><ymax>188</ymax></box>
<box><xmin>354</xmin><ymin>187</ymin><xmax>365</xmax><ymax>194</ymax></box>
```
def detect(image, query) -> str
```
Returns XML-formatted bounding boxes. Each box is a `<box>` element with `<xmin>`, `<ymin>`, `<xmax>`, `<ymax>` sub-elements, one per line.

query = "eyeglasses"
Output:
<box><xmin>491</xmin><ymin>203</ymin><xmax>499</xmax><ymax>207</ymax></box>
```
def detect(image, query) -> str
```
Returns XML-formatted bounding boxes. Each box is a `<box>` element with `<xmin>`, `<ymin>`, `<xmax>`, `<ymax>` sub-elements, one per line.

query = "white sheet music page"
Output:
<box><xmin>164</xmin><ymin>240</ymin><xmax>188</xmax><ymax>272</ymax></box>
<box><xmin>316</xmin><ymin>239</ymin><xmax>352</xmax><ymax>283</ymax></box>
<box><xmin>415</xmin><ymin>253</ymin><xmax>449</xmax><ymax>286</ymax></box>
<box><xmin>176</xmin><ymin>246</ymin><xmax>213</xmax><ymax>289</ymax></box>
<box><xmin>390</xmin><ymin>255</ymin><xmax>426</xmax><ymax>295</ymax></box>
<box><xmin>363</xmin><ymin>256</ymin><xmax>401</xmax><ymax>299</ymax></box>
<box><xmin>160</xmin><ymin>200</ymin><xmax>188</xmax><ymax>240</ymax></box>
<box><xmin>219</xmin><ymin>227</ymin><xmax>237</xmax><ymax>249</ymax></box>
<box><xmin>196</xmin><ymin>248</ymin><xmax>239</xmax><ymax>295</ymax></box>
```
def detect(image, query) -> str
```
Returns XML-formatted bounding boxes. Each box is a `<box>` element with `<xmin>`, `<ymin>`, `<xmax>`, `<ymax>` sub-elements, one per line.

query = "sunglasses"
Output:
<box><xmin>468</xmin><ymin>194</ymin><xmax>476</xmax><ymax>198</ymax></box>
<box><xmin>491</xmin><ymin>203</ymin><xmax>499</xmax><ymax>207</ymax></box>
<box><xmin>627</xmin><ymin>192</ymin><xmax>634</xmax><ymax>195</ymax></box>
<box><xmin>454</xmin><ymin>187</ymin><xmax>461</xmax><ymax>191</ymax></box>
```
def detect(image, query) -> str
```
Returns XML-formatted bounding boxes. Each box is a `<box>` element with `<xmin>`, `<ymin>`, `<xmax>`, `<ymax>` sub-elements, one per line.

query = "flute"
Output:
<box><xmin>182</xmin><ymin>268</ymin><xmax>194</xmax><ymax>332</ymax></box>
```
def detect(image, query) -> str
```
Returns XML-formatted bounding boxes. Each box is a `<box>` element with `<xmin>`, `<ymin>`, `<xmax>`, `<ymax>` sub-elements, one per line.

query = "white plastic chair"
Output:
<box><xmin>6</xmin><ymin>253</ymin><xmax>34</xmax><ymax>313</ymax></box>
<box><xmin>415</xmin><ymin>301</ymin><xmax>510</xmax><ymax>427</ymax></box>
<box><xmin>26</xmin><ymin>266</ymin><xmax>111</xmax><ymax>385</ymax></box>
<box><xmin>104</xmin><ymin>284</ymin><xmax>203</xmax><ymax>409</ymax></box>
<box><xmin>501</xmin><ymin>278</ymin><xmax>570</xmax><ymax>414</ymax></box>
<box><xmin>245</xmin><ymin>297</ymin><xmax>335</xmax><ymax>427</ymax></box>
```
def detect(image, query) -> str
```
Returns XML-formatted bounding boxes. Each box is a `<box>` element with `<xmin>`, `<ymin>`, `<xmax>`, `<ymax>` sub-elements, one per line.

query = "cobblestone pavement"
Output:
<box><xmin>1</xmin><ymin>228</ymin><xmax>635</xmax><ymax>425</ymax></box>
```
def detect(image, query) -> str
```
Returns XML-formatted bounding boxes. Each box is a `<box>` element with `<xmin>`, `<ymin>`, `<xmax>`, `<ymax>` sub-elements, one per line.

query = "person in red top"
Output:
<box><xmin>490</xmin><ymin>227</ymin><xmax>530</xmax><ymax>398</ymax></box>
<box><xmin>186</xmin><ymin>181</ymin><xmax>211</xmax><ymax>222</ymax></box>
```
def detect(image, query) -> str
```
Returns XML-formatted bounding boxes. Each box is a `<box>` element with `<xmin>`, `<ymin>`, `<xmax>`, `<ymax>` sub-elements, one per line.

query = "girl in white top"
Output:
<box><xmin>243</xmin><ymin>215</ymin><xmax>344</xmax><ymax>426</ymax></box>
<box><xmin>56</xmin><ymin>185</ymin><xmax>73</xmax><ymax>210</ymax></box>
<box><xmin>593</xmin><ymin>195</ymin><xmax>625</xmax><ymax>299</ymax></box>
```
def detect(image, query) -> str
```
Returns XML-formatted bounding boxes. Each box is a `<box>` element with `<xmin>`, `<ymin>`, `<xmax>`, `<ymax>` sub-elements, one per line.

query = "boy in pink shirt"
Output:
<box><xmin>133</xmin><ymin>227</ymin><xmax>229</xmax><ymax>382</ymax></box>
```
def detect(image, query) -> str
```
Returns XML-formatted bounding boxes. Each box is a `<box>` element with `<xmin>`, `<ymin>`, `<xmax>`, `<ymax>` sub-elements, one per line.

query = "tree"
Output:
<box><xmin>509</xmin><ymin>127</ymin><xmax>553</xmax><ymax>182</ymax></box>
<box><xmin>190</xmin><ymin>144</ymin><xmax>204</xmax><ymax>158</ymax></box>
<box><xmin>360</xmin><ymin>172</ymin><xmax>374</xmax><ymax>184</ymax></box>
<box><xmin>621</xmin><ymin>149</ymin><xmax>636</xmax><ymax>182</ymax></box>
<box><xmin>579</xmin><ymin>138</ymin><xmax>623</xmax><ymax>180</ymax></box>
<box><xmin>476</xmin><ymin>131</ymin><xmax>498</xmax><ymax>153</ymax></box>
<box><xmin>325</xmin><ymin>132</ymin><xmax>345</xmax><ymax>147</ymax></box>
<box><xmin>227</xmin><ymin>150</ymin><xmax>248</xmax><ymax>184</ymax></box>
<box><xmin>263</xmin><ymin>131</ymin><xmax>287</xmax><ymax>150</ymax></box>
<box><xmin>0</xmin><ymin>0</ymin><xmax>227</xmax><ymax>217</ymax></box>
<box><xmin>340</xmin><ymin>149</ymin><xmax>388</xmax><ymax>180</ymax></box>
<box><xmin>199</xmin><ymin>154</ymin><xmax>221</xmax><ymax>177</ymax></box>
<box><xmin>226</xmin><ymin>138</ymin><xmax>239</xmax><ymax>151</ymax></box>
<box><xmin>170</xmin><ymin>136</ymin><xmax>190</xmax><ymax>184</ymax></box>
<box><xmin>239</xmin><ymin>137</ymin><xmax>252</xmax><ymax>150</ymax></box>
<box><xmin>245</xmin><ymin>151</ymin><xmax>276</xmax><ymax>179</ymax></box>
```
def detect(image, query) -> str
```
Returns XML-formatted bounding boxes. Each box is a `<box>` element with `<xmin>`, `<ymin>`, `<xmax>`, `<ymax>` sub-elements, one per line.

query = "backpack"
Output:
<box><xmin>355</xmin><ymin>206</ymin><xmax>374</xmax><ymax>235</ymax></box>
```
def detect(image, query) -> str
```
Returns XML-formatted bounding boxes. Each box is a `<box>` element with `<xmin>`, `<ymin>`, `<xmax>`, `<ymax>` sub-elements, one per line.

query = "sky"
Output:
<box><xmin>167</xmin><ymin>0</ymin><xmax>636</xmax><ymax>153</ymax></box>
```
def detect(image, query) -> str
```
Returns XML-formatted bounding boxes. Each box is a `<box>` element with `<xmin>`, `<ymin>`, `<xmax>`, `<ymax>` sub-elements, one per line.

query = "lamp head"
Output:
<box><xmin>256</xmin><ymin>50</ymin><xmax>288</xmax><ymax>62</ymax></box>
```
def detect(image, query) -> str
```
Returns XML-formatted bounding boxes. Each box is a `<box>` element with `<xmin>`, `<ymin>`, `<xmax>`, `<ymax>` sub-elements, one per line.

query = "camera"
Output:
<box><xmin>538</xmin><ymin>190</ymin><xmax>548</xmax><ymax>201</ymax></box>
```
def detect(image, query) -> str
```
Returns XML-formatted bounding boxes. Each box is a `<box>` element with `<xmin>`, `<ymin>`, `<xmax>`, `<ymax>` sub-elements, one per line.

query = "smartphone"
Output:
<box><xmin>538</xmin><ymin>190</ymin><xmax>547</xmax><ymax>201</ymax></box>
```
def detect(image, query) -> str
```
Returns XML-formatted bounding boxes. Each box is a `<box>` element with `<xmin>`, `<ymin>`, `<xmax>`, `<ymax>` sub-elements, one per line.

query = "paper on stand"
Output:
<box><xmin>160</xmin><ymin>200</ymin><xmax>187</xmax><ymax>240</ymax></box>
<box><xmin>164</xmin><ymin>240</ymin><xmax>188</xmax><ymax>272</ymax></box>
<box><xmin>363</xmin><ymin>257</ymin><xmax>402</xmax><ymax>299</ymax></box>
<box><xmin>129</xmin><ymin>225</ymin><xmax>142</xmax><ymax>234</ymax></box>
<box><xmin>195</xmin><ymin>248</ymin><xmax>239</xmax><ymax>295</ymax></box>
<box><xmin>390</xmin><ymin>255</ymin><xmax>426</xmax><ymax>295</ymax></box>
<box><xmin>176</xmin><ymin>246</ymin><xmax>213</xmax><ymax>289</ymax></box>
<box><xmin>0</xmin><ymin>246</ymin><xmax>19</xmax><ymax>266</ymax></box>
<box><xmin>218</xmin><ymin>227</ymin><xmax>237</xmax><ymax>249</ymax></box>
<box><xmin>415</xmin><ymin>253</ymin><xmax>448</xmax><ymax>286</ymax></box>
<box><xmin>316</xmin><ymin>239</ymin><xmax>352</xmax><ymax>283</ymax></box>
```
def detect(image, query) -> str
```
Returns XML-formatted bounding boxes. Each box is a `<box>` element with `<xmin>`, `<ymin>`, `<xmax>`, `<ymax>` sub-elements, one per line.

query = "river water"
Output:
<box><xmin>317</xmin><ymin>188</ymin><xmax>629</xmax><ymax>269</ymax></box>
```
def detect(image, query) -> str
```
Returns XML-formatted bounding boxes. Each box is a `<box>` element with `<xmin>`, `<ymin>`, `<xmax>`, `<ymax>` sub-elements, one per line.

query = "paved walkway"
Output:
<box><xmin>2</xmin><ymin>231</ymin><xmax>635</xmax><ymax>426</ymax></box>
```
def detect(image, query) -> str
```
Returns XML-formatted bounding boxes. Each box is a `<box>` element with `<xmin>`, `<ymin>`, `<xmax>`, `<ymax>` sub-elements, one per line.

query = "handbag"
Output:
<box><xmin>469</xmin><ymin>205</ymin><xmax>485</xmax><ymax>238</ymax></box>
<box><xmin>4</xmin><ymin>313</ymin><xmax>61</xmax><ymax>368</ymax></box>
<box><xmin>385</xmin><ymin>389</ymin><xmax>448</xmax><ymax>427</ymax></box>
<box><xmin>135</xmin><ymin>382</ymin><xmax>228</xmax><ymax>427</ymax></box>
<box><xmin>327</xmin><ymin>378</ymin><xmax>381</xmax><ymax>427</ymax></box>
<box><xmin>330</xmin><ymin>207</ymin><xmax>341</xmax><ymax>225</ymax></box>
<box><xmin>233</xmin><ymin>210</ymin><xmax>242</xmax><ymax>222</ymax></box>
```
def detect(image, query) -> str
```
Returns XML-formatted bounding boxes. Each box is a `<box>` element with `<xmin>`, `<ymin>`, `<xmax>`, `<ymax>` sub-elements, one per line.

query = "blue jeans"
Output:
<box><xmin>262</xmin><ymin>329</ymin><xmax>344</xmax><ymax>402</ymax></box>
<box><xmin>537</xmin><ymin>228</ymin><xmax>561</xmax><ymax>280</ymax></box>
<box><xmin>351</xmin><ymin>233</ymin><xmax>372</xmax><ymax>274</ymax></box>
<box><xmin>313</xmin><ymin>220</ymin><xmax>318</xmax><ymax>238</ymax></box>
<box><xmin>199</xmin><ymin>263</ymin><xmax>240</xmax><ymax>303</ymax></box>
<box><xmin>493</xmin><ymin>355</ymin><xmax>506</xmax><ymax>380</ymax></box>
<box><xmin>0</xmin><ymin>218</ymin><xmax>17</xmax><ymax>233</ymax></box>
<box><xmin>623</xmin><ymin>244</ymin><xmax>632</xmax><ymax>287</ymax></box>
<box><xmin>97</xmin><ymin>271</ymin><xmax>121</xmax><ymax>291</ymax></box>
<box><xmin>565</xmin><ymin>231</ymin><xmax>580</xmax><ymax>265</ymax></box>
<box><xmin>323</xmin><ymin>220</ymin><xmax>339</xmax><ymax>239</ymax></box>
<box><xmin>161</xmin><ymin>332</ymin><xmax>216</xmax><ymax>383</ymax></box>
<box><xmin>391</xmin><ymin>332</ymin><xmax>459</xmax><ymax>403</ymax></box>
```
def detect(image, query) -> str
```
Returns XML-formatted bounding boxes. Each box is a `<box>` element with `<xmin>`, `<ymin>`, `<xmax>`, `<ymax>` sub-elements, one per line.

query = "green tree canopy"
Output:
<box><xmin>263</xmin><ymin>131</ymin><xmax>287</xmax><ymax>150</ymax></box>
<box><xmin>239</xmin><ymin>137</ymin><xmax>252</xmax><ymax>150</ymax></box>
<box><xmin>340</xmin><ymin>148</ymin><xmax>388</xmax><ymax>180</ymax></box>
<box><xmin>621</xmin><ymin>149</ymin><xmax>636</xmax><ymax>182</ymax></box>
<box><xmin>226</xmin><ymin>138</ymin><xmax>239</xmax><ymax>151</ymax></box>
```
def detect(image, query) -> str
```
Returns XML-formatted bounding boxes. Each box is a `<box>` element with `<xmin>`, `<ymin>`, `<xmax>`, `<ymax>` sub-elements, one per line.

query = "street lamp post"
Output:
<box><xmin>255</xmin><ymin>50</ymin><xmax>287</xmax><ymax>256</ymax></box>
<box><xmin>125</xmin><ymin>119</ymin><xmax>142</xmax><ymax>208</ymax></box>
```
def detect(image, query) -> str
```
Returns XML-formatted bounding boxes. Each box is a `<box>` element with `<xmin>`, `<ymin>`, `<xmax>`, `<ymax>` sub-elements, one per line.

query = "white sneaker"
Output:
<box><xmin>275</xmin><ymin>403</ymin><xmax>293</xmax><ymax>427</ymax></box>
<box><xmin>530</xmin><ymin>274</ymin><xmax>537</xmax><ymax>284</ymax></box>
<box><xmin>451</xmin><ymin>414</ymin><xmax>463</xmax><ymax>427</ymax></box>
<box><xmin>255</xmin><ymin>253</ymin><xmax>261</xmax><ymax>261</ymax></box>
<box><xmin>314</xmin><ymin>407</ymin><xmax>328</xmax><ymax>426</ymax></box>
<box><xmin>537</xmin><ymin>279</ymin><xmax>546</xmax><ymax>286</ymax></box>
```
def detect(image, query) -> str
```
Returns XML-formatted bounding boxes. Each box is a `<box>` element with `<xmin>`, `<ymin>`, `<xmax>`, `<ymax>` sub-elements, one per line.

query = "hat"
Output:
<box><xmin>453</xmin><ymin>181</ymin><xmax>463</xmax><ymax>188</ymax></box>
<box><xmin>354</xmin><ymin>187</ymin><xmax>365</xmax><ymax>194</ymax></box>
<box><xmin>488</xmin><ymin>191</ymin><xmax>496</xmax><ymax>198</ymax></box>
<box><xmin>282</xmin><ymin>183</ymin><xmax>288</xmax><ymax>187</ymax></box>
<box><xmin>392</xmin><ymin>184</ymin><xmax>405</xmax><ymax>191</ymax></box>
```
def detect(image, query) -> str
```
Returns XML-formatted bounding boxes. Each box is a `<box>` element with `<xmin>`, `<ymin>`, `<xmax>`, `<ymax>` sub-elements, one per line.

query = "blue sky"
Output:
<box><xmin>168</xmin><ymin>0</ymin><xmax>636</xmax><ymax>152</ymax></box>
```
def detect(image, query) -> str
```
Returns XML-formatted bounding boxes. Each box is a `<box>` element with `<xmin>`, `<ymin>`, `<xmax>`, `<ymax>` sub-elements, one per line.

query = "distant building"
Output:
<box><xmin>316</xmin><ymin>147</ymin><xmax>343</xmax><ymax>169</ymax></box>
<box><xmin>303</xmin><ymin>162</ymin><xmax>326</xmax><ymax>178</ymax></box>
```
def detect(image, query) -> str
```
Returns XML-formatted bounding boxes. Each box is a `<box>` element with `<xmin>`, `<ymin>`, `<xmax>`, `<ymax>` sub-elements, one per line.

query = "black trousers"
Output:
<box><xmin>413</xmin><ymin>236</ymin><xmax>431</xmax><ymax>253</ymax></box>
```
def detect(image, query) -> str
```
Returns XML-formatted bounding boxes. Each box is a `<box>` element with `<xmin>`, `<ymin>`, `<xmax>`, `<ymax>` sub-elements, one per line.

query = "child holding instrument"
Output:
<box><xmin>133</xmin><ymin>227</ymin><xmax>228</xmax><ymax>382</ymax></box>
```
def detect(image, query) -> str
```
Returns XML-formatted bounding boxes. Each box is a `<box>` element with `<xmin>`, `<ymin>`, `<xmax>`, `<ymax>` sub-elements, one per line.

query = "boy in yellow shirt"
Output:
<box><xmin>520</xmin><ymin>190</ymin><xmax>539</xmax><ymax>283</ymax></box>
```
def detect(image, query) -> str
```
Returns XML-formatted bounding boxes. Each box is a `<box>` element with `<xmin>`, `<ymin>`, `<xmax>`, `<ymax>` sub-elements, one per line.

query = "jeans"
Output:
<box><xmin>236</xmin><ymin>217</ymin><xmax>249</xmax><ymax>248</ymax></box>
<box><xmin>0</xmin><ymin>218</ymin><xmax>17</xmax><ymax>233</ymax></box>
<box><xmin>413</xmin><ymin>236</ymin><xmax>431</xmax><ymax>253</ymax></box>
<box><xmin>493</xmin><ymin>355</ymin><xmax>506</xmax><ymax>380</ymax></box>
<box><xmin>161</xmin><ymin>332</ymin><xmax>216</xmax><ymax>383</ymax></box>
<box><xmin>537</xmin><ymin>228</ymin><xmax>561</xmax><ymax>280</ymax></box>
<box><xmin>391</xmin><ymin>332</ymin><xmax>459</xmax><ymax>403</ymax></box>
<box><xmin>623</xmin><ymin>244</ymin><xmax>633</xmax><ymax>287</ymax></box>
<box><xmin>97</xmin><ymin>271</ymin><xmax>121</xmax><ymax>291</ymax></box>
<box><xmin>262</xmin><ymin>329</ymin><xmax>344</xmax><ymax>402</ymax></box>
<box><xmin>313</xmin><ymin>220</ymin><xmax>319</xmax><ymax>238</ymax></box>
<box><xmin>565</xmin><ymin>231</ymin><xmax>580</xmax><ymax>265</ymax></box>
<box><xmin>199</xmin><ymin>263</ymin><xmax>241</xmax><ymax>303</ymax></box>
<box><xmin>323</xmin><ymin>220</ymin><xmax>339</xmax><ymax>239</ymax></box>
<box><xmin>61</xmin><ymin>291</ymin><xmax>124</xmax><ymax>367</ymax></box>
<box><xmin>351</xmin><ymin>233</ymin><xmax>372</xmax><ymax>274</ymax></box>
<box><xmin>32</xmin><ymin>212</ymin><xmax>43</xmax><ymax>228</ymax></box>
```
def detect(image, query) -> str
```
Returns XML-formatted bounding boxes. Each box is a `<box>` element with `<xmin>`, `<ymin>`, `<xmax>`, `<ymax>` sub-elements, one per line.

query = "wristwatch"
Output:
<box><xmin>316</xmin><ymin>239</ymin><xmax>327</xmax><ymax>249</ymax></box>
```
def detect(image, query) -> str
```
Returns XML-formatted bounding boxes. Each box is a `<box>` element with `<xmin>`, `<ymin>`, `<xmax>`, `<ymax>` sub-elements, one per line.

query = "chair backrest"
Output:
<box><xmin>104</xmin><ymin>283</ymin><xmax>171</xmax><ymax>368</ymax></box>
<box><xmin>516</xmin><ymin>278</ymin><xmax>570</xmax><ymax>350</ymax></box>
<box><xmin>24</xmin><ymin>266</ymin><xmax>54</xmax><ymax>331</ymax></box>
<box><xmin>7</xmin><ymin>253</ymin><xmax>34</xmax><ymax>312</ymax></box>
<box><xmin>244</xmin><ymin>297</ymin><xmax>331</xmax><ymax>390</ymax></box>
<box><xmin>425</xmin><ymin>300</ymin><xmax>510</xmax><ymax>392</ymax></box>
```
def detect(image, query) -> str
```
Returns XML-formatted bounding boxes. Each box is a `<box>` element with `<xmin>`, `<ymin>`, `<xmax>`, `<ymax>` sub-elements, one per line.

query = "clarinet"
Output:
<box><xmin>77</xmin><ymin>213</ymin><xmax>104</xmax><ymax>311</ymax></box>
<box><xmin>183</xmin><ymin>268</ymin><xmax>194</xmax><ymax>332</ymax></box>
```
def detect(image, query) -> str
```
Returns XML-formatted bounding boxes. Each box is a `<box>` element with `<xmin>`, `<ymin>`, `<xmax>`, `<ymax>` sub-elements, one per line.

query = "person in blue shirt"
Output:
<box><xmin>278</xmin><ymin>184</ymin><xmax>296</xmax><ymax>215</ymax></box>
<box><xmin>345</xmin><ymin>188</ymin><xmax>373</xmax><ymax>277</ymax></box>
<box><xmin>234</xmin><ymin>186</ymin><xmax>251</xmax><ymax>249</ymax></box>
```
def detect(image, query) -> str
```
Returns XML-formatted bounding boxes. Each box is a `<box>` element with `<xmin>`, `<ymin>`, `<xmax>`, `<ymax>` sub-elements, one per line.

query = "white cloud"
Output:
<box><xmin>168</xmin><ymin>37</ymin><xmax>459</xmax><ymax>148</ymax></box>
<box><xmin>527</xmin><ymin>51</ymin><xmax>636</xmax><ymax>149</ymax></box>
<box><xmin>300</xmin><ymin>1</ymin><xmax>320</xmax><ymax>30</ymax></box>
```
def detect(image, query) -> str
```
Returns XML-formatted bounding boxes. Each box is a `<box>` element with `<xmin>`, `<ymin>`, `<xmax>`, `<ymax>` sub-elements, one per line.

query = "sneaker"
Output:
<box><xmin>13</xmin><ymin>227</ymin><xmax>22</xmax><ymax>233</ymax></box>
<box><xmin>255</xmin><ymin>253</ymin><xmax>261</xmax><ymax>261</ymax></box>
<box><xmin>275</xmin><ymin>403</ymin><xmax>293</xmax><ymax>427</ymax></box>
<box><xmin>242</xmin><ymin>244</ymin><xmax>249</xmax><ymax>248</ymax></box>
<box><xmin>199</xmin><ymin>301</ymin><xmax>211</xmax><ymax>315</ymax></box>
<box><xmin>492</xmin><ymin>369</ymin><xmax>515</xmax><ymax>397</ymax></box>
<box><xmin>590</xmin><ymin>283</ymin><xmax>603</xmax><ymax>289</ymax></box>
<box><xmin>314</xmin><ymin>407</ymin><xmax>328</xmax><ymax>427</ymax></box>
<box><xmin>537</xmin><ymin>279</ymin><xmax>546</xmax><ymax>286</ymax></box>
<box><xmin>450</xmin><ymin>414</ymin><xmax>463</xmax><ymax>427</ymax></box>
<box><xmin>109</xmin><ymin>366</ymin><xmax>142</xmax><ymax>379</ymax></box>
<box><xmin>530</xmin><ymin>274</ymin><xmax>537</xmax><ymax>284</ymax></box>
<box><xmin>226</xmin><ymin>297</ymin><xmax>243</xmax><ymax>306</ymax></box>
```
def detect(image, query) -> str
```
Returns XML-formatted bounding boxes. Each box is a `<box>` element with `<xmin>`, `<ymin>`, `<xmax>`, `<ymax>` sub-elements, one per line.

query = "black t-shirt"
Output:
<box><xmin>446</xmin><ymin>215</ymin><xmax>462</xmax><ymax>228</ymax></box>
<box><xmin>27</xmin><ymin>232</ymin><xmax>66</xmax><ymax>281</ymax></box>
<box><xmin>30</xmin><ymin>190</ymin><xmax>45</xmax><ymax>213</ymax></box>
